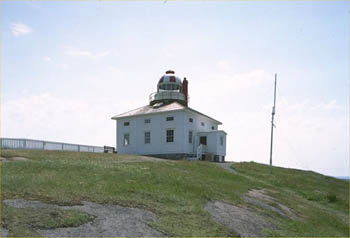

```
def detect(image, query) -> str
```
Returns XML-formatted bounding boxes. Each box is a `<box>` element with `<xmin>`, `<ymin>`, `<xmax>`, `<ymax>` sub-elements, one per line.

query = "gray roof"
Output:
<box><xmin>198</xmin><ymin>130</ymin><xmax>227</xmax><ymax>135</ymax></box>
<box><xmin>111</xmin><ymin>102</ymin><xmax>222</xmax><ymax>124</ymax></box>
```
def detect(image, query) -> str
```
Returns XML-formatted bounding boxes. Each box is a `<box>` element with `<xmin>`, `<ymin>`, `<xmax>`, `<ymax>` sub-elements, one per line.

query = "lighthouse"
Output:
<box><xmin>111</xmin><ymin>70</ymin><xmax>227</xmax><ymax>162</ymax></box>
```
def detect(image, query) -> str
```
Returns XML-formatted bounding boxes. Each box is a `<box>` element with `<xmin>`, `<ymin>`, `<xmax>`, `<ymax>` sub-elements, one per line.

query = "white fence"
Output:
<box><xmin>0</xmin><ymin>138</ymin><xmax>105</xmax><ymax>153</ymax></box>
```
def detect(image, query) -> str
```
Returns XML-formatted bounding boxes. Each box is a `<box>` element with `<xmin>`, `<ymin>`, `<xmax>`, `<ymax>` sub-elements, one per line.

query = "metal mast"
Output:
<box><xmin>269</xmin><ymin>74</ymin><xmax>277</xmax><ymax>166</ymax></box>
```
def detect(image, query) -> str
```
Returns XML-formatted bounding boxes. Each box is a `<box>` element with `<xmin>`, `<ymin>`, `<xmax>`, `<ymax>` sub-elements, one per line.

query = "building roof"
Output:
<box><xmin>111</xmin><ymin>101</ymin><xmax>222</xmax><ymax>124</ymax></box>
<box><xmin>197</xmin><ymin>130</ymin><xmax>227</xmax><ymax>135</ymax></box>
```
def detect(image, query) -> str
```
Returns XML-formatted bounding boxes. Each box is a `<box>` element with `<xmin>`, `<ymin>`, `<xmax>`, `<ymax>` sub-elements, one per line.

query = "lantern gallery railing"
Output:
<box><xmin>149</xmin><ymin>91</ymin><xmax>188</xmax><ymax>103</ymax></box>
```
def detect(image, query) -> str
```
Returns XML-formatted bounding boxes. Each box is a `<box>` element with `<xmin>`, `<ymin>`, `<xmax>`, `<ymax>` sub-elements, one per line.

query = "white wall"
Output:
<box><xmin>207</xmin><ymin>133</ymin><xmax>217</xmax><ymax>153</ymax></box>
<box><xmin>197</xmin><ymin>131</ymin><xmax>226</xmax><ymax>156</ymax></box>
<box><xmin>216</xmin><ymin>131</ymin><xmax>227</xmax><ymax>156</ymax></box>
<box><xmin>182</xmin><ymin>110</ymin><xmax>221</xmax><ymax>154</ymax></box>
<box><xmin>115</xmin><ymin>109</ymin><xmax>226</xmax><ymax>157</ymax></box>
<box><xmin>116</xmin><ymin>110</ymin><xmax>186</xmax><ymax>155</ymax></box>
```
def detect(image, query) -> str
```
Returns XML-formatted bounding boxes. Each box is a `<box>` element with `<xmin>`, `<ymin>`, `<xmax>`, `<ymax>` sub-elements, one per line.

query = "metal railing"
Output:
<box><xmin>0</xmin><ymin>138</ymin><xmax>105</xmax><ymax>153</ymax></box>
<box><xmin>149</xmin><ymin>91</ymin><xmax>187</xmax><ymax>102</ymax></box>
<box><xmin>196</xmin><ymin>144</ymin><xmax>208</xmax><ymax>160</ymax></box>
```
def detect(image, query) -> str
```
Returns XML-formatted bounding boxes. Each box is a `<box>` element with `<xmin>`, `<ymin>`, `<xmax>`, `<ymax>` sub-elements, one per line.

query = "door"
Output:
<box><xmin>200</xmin><ymin>136</ymin><xmax>207</xmax><ymax>145</ymax></box>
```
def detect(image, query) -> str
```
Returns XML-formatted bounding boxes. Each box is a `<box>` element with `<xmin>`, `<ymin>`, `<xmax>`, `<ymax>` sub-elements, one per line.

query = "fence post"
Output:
<box><xmin>23</xmin><ymin>139</ymin><xmax>27</xmax><ymax>149</ymax></box>
<box><xmin>78</xmin><ymin>145</ymin><xmax>80</xmax><ymax>152</ymax></box>
<box><xmin>62</xmin><ymin>143</ymin><xmax>64</xmax><ymax>151</ymax></box>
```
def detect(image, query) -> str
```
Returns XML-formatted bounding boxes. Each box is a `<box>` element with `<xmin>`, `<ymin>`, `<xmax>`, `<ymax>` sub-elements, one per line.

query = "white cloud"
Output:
<box><xmin>64</xmin><ymin>47</ymin><xmax>110</xmax><ymax>59</ymax></box>
<box><xmin>189</xmin><ymin>69</ymin><xmax>273</xmax><ymax>111</ymax></box>
<box><xmin>43</xmin><ymin>56</ymin><xmax>51</xmax><ymax>62</ymax></box>
<box><xmin>314</xmin><ymin>99</ymin><xmax>343</xmax><ymax>111</ymax></box>
<box><xmin>1</xmin><ymin>67</ymin><xmax>139</xmax><ymax>147</ymax></box>
<box><xmin>1</xmin><ymin>93</ymin><xmax>116</xmax><ymax>146</ymax></box>
<box><xmin>216</xmin><ymin>60</ymin><xmax>231</xmax><ymax>71</ymax></box>
<box><xmin>207</xmin><ymin>70</ymin><xmax>272</xmax><ymax>92</ymax></box>
<box><xmin>273</xmin><ymin>99</ymin><xmax>348</xmax><ymax>176</ymax></box>
<box><xmin>11</xmin><ymin>23</ymin><xmax>33</xmax><ymax>37</ymax></box>
<box><xmin>162</xmin><ymin>47</ymin><xmax>175</xmax><ymax>57</ymax></box>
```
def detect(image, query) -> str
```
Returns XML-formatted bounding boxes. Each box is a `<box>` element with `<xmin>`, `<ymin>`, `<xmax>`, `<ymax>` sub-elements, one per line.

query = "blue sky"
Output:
<box><xmin>1</xmin><ymin>1</ymin><xmax>349</xmax><ymax>176</ymax></box>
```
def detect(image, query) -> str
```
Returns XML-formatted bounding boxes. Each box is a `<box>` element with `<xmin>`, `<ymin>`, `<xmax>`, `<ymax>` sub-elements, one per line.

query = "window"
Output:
<box><xmin>220</xmin><ymin>136</ymin><xmax>224</xmax><ymax>146</ymax></box>
<box><xmin>124</xmin><ymin>122</ymin><xmax>130</xmax><ymax>126</ymax></box>
<box><xmin>123</xmin><ymin>134</ymin><xmax>130</xmax><ymax>146</ymax></box>
<box><xmin>166</xmin><ymin>116</ymin><xmax>174</xmax><ymax>121</ymax></box>
<box><xmin>166</xmin><ymin>129</ymin><xmax>174</xmax><ymax>142</ymax></box>
<box><xmin>189</xmin><ymin>118</ymin><xmax>193</xmax><ymax>123</ymax></box>
<box><xmin>201</xmin><ymin>122</ymin><xmax>205</xmax><ymax>126</ymax></box>
<box><xmin>212</xmin><ymin>126</ymin><xmax>215</xmax><ymax>130</ymax></box>
<box><xmin>188</xmin><ymin>131</ymin><xmax>193</xmax><ymax>144</ymax></box>
<box><xmin>144</xmin><ymin>119</ymin><xmax>151</xmax><ymax>124</ymax></box>
<box><xmin>144</xmin><ymin>131</ymin><xmax>151</xmax><ymax>144</ymax></box>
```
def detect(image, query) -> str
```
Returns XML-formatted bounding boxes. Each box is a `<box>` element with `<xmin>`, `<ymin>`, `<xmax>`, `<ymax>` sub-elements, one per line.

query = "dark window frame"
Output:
<box><xmin>166</xmin><ymin>129</ymin><xmax>174</xmax><ymax>143</ymax></box>
<box><xmin>166</xmin><ymin>116</ymin><xmax>174</xmax><ymax>121</ymax></box>
<box><xmin>188</xmin><ymin>131</ymin><xmax>193</xmax><ymax>144</ymax></box>
<box><xmin>123</xmin><ymin>133</ymin><xmax>130</xmax><ymax>146</ymax></box>
<box><xmin>144</xmin><ymin>131</ymin><xmax>151</xmax><ymax>144</ymax></box>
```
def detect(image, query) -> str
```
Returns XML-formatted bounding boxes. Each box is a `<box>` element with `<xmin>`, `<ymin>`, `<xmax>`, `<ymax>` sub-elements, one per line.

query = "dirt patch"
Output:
<box><xmin>243</xmin><ymin>189</ymin><xmax>298</xmax><ymax>220</ymax></box>
<box><xmin>3</xmin><ymin>199</ymin><xmax>164</xmax><ymax>237</ymax></box>
<box><xmin>0</xmin><ymin>157</ymin><xmax>30</xmax><ymax>162</ymax></box>
<box><xmin>205</xmin><ymin>200</ymin><xmax>275</xmax><ymax>237</ymax></box>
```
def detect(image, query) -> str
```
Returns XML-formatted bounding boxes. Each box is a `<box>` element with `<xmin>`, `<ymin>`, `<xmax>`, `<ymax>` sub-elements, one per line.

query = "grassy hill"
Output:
<box><xmin>1</xmin><ymin>150</ymin><xmax>349</xmax><ymax>237</ymax></box>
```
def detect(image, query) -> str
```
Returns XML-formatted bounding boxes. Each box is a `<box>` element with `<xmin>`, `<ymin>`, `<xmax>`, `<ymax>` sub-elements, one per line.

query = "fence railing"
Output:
<box><xmin>0</xmin><ymin>138</ymin><xmax>105</xmax><ymax>153</ymax></box>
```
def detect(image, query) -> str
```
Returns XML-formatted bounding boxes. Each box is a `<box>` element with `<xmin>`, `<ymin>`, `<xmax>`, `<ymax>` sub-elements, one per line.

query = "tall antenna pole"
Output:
<box><xmin>269</xmin><ymin>74</ymin><xmax>277</xmax><ymax>166</ymax></box>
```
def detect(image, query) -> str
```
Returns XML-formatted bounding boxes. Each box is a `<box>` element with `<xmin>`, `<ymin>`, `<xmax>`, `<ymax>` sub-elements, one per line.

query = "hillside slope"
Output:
<box><xmin>1</xmin><ymin>150</ymin><xmax>348</xmax><ymax>237</ymax></box>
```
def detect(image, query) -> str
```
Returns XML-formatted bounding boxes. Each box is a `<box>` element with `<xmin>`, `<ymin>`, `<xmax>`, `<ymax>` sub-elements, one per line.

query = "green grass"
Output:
<box><xmin>232</xmin><ymin>162</ymin><xmax>349</xmax><ymax>236</ymax></box>
<box><xmin>1</xmin><ymin>150</ymin><xmax>349</xmax><ymax>237</ymax></box>
<box><xmin>232</xmin><ymin>162</ymin><xmax>348</xmax><ymax>212</ymax></box>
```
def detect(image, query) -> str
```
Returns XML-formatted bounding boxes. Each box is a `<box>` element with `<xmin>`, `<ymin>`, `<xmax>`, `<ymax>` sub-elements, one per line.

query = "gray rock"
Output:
<box><xmin>205</xmin><ymin>200</ymin><xmax>275</xmax><ymax>237</ymax></box>
<box><xmin>39</xmin><ymin>202</ymin><xmax>164</xmax><ymax>237</ymax></box>
<box><xmin>3</xmin><ymin>199</ymin><xmax>164</xmax><ymax>237</ymax></box>
<box><xmin>243</xmin><ymin>189</ymin><xmax>298</xmax><ymax>220</ymax></box>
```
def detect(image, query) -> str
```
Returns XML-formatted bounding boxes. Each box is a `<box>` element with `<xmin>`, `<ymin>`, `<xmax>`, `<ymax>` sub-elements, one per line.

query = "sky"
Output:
<box><xmin>1</xmin><ymin>1</ymin><xmax>349</xmax><ymax>177</ymax></box>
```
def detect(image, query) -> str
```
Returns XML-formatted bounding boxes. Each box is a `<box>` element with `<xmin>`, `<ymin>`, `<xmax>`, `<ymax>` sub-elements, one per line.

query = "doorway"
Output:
<box><xmin>200</xmin><ymin>136</ymin><xmax>207</xmax><ymax>145</ymax></box>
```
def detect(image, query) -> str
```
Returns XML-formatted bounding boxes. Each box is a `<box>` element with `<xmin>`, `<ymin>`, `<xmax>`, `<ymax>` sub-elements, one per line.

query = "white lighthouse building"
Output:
<box><xmin>111</xmin><ymin>70</ymin><xmax>227</xmax><ymax>162</ymax></box>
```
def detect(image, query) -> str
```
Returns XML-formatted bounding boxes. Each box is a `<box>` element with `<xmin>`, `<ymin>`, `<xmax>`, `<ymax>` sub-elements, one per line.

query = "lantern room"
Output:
<box><xmin>149</xmin><ymin>70</ymin><xmax>189</xmax><ymax>106</ymax></box>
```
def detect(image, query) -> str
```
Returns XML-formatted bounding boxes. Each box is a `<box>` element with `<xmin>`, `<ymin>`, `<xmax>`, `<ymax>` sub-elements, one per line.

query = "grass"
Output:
<box><xmin>1</xmin><ymin>150</ymin><xmax>349</xmax><ymax>237</ymax></box>
<box><xmin>232</xmin><ymin>162</ymin><xmax>348</xmax><ymax>212</ymax></box>
<box><xmin>232</xmin><ymin>162</ymin><xmax>349</xmax><ymax>237</ymax></box>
